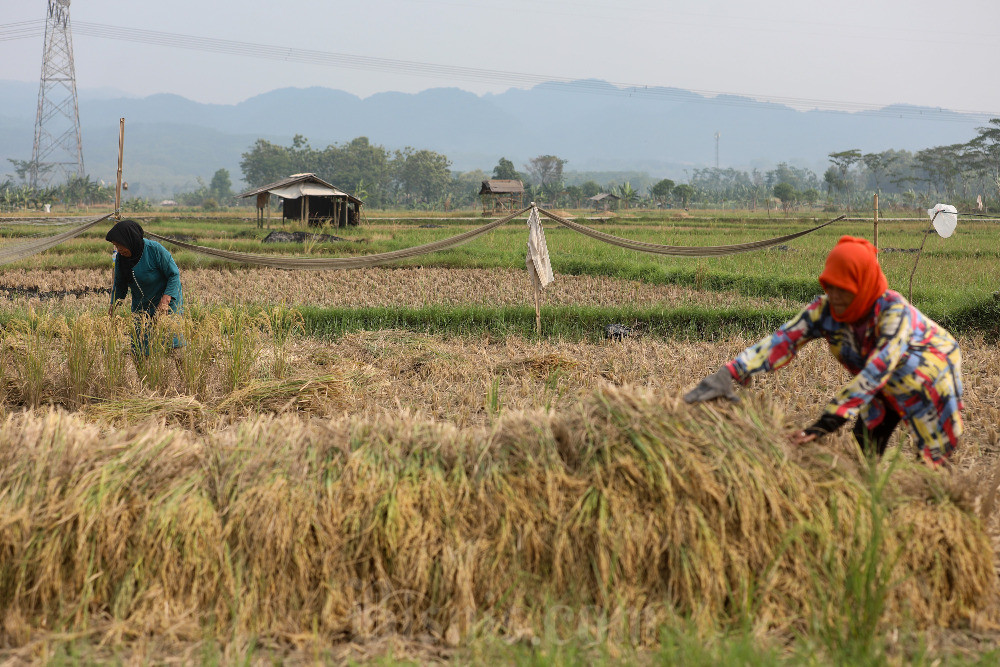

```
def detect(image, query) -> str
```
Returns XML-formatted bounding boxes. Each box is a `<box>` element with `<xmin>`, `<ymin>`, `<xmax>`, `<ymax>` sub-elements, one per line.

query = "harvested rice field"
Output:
<box><xmin>0</xmin><ymin>266</ymin><xmax>803</xmax><ymax>311</ymax></box>
<box><xmin>1</xmin><ymin>211</ymin><xmax>1000</xmax><ymax>664</ymax></box>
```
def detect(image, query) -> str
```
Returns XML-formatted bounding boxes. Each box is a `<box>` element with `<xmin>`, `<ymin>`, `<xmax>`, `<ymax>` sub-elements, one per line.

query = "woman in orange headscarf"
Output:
<box><xmin>683</xmin><ymin>236</ymin><xmax>964</xmax><ymax>466</ymax></box>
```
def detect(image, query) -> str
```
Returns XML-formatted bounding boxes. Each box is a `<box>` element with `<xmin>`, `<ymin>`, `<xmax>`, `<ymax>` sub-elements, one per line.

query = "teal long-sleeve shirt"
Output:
<box><xmin>112</xmin><ymin>239</ymin><xmax>183</xmax><ymax>317</ymax></box>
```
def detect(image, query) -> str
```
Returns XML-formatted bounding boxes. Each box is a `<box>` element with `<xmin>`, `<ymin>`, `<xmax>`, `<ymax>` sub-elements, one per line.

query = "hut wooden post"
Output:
<box><xmin>302</xmin><ymin>196</ymin><xmax>309</xmax><ymax>225</ymax></box>
<box><xmin>256</xmin><ymin>192</ymin><xmax>268</xmax><ymax>229</ymax></box>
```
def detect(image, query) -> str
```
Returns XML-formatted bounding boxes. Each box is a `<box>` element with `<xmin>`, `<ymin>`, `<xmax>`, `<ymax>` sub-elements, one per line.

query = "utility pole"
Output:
<box><xmin>31</xmin><ymin>0</ymin><xmax>85</xmax><ymax>189</ymax></box>
<box><xmin>714</xmin><ymin>131</ymin><xmax>720</xmax><ymax>169</ymax></box>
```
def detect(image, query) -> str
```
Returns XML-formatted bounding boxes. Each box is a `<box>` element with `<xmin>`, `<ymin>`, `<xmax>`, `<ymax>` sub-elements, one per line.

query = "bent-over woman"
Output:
<box><xmin>683</xmin><ymin>235</ymin><xmax>963</xmax><ymax>467</ymax></box>
<box><xmin>106</xmin><ymin>219</ymin><xmax>184</xmax><ymax>354</ymax></box>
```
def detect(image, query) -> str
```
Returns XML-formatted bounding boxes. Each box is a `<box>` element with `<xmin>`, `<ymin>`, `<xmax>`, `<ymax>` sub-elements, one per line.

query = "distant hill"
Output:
<box><xmin>0</xmin><ymin>79</ymin><xmax>988</xmax><ymax>199</ymax></box>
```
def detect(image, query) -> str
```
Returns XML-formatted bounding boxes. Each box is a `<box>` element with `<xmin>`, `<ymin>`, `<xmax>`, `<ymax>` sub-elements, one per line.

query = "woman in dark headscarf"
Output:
<box><xmin>106</xmin><ymin>219</ymin><xmax>184</xmax><ymax>352</ymax></box>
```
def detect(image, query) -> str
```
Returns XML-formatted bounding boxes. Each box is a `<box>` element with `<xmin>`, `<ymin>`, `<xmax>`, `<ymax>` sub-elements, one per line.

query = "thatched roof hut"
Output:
<box><xmin>588</xmin><ymin>192</ymin><xmax>620</xmax><ymax>211</ymax></box>
<box><xmin>479</xmin><ymin>179</ymin><xmax>524</xmax><ymax>216</ymax></box>
<box><xmin>238</xmin><ymin>173</ymin><xmax>363</xmax><ymax>228</ymax></box>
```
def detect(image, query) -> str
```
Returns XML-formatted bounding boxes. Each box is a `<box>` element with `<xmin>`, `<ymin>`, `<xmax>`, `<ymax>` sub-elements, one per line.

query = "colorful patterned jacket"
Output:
<box><xmin>726</xmin><ymin>289</ymin><xmax>963</xmax><ymax>464</ymax></box>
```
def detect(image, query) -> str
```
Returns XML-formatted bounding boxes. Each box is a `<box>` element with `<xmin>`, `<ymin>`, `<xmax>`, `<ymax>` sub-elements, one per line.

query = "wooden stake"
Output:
<box><xmin>533</xmin><ymin>280</ymin><xmax>541</xmax><ymax>336</ymax></box>
<box><xmin>873</xmin><ymin>192</ymin><xmax>879</xmax><ymax>248</ymax></box>
<box><xmin>114</xmin><ymin>118</ymin><xmax>124</xmax><ymax>219</ymax></box>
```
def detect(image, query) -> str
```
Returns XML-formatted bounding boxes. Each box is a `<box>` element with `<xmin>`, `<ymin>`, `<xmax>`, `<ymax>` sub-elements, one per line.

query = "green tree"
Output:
<box><xmin>564</xmin><ymin>184</ymin><xmax>583</xmax><ymax>208</ymax></box>
<box><xmin>525</xmin><ymin>155</ymin><xmax>566</xmax><ymax>189</ymax></box>
<box><xmin>209</xmin><ymin>168</ymin><xmax>233</xmax><ymax>204</ymax></box>
<box><xmin>828</xmin><ymin>149</ymin><xmax>862</xmax><ymax>204</ymax></box>
<box><xmin>394</xmin><ymin>148</ymin><xmax>452</xmax><ymax>204</ymax></box>
<box><xmin>650</xmin><ymin>178</ymin><xmax>675</xmax><ymax>203</ymax></box>
<box><xmin>861</xmin><ymin>151</ymin><xmax>898</xmax><ymax>192</ymax></box>
<box><xmin>765</xmin><ymin>163</ymin><xmax>820</xmax><ymax>192</ymax></box>
<box><xmin>772</xmin><ymin>182</ymin><xmax>797</xmax><ymax>213</ymax></box>
<box><xmin>318</xmin><ymin>136</ymin><xmax>391</xmax><ymax>204</ymax></box>
<box><xmin>451</xmin><ymin>169</ymin><xmax>488</xmax><ymax>208</ymax></box>
<box><xmin>6</xmin><ymin>159</ymin><xmax>36</xmax><ymax>184</ymax></box>
<box><xmin>492</xmin><ymin>157</ymin><xmax>520</xmax><ymax>180</ymax></box>
<box><xmin>966</xmin><ymin>118</ymin><xmax>1000</xmax><ymax>197</ymax></box>
<box><xmin>240</xmin><ymin>139</ymin><xmax>294</xmax><ymax>188</ymax></box>
<box><xmin>673</xmin><ymin>184</ymin><xmax>694</xmax><ymax>208</ymax></box>
<box><xmin>823</xmin><ymin>166</ymin><xmax>843</xmax><ymax>198</ymax></box>
<box><xmin>580</xmin><ymin>180</ymin><xmax>601</xmax><ymax>198</ymax></box>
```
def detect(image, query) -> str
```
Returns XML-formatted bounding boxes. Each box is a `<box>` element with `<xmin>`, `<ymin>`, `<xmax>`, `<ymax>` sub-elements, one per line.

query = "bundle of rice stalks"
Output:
<box><xmin>0</xmin><ymin>387</ymin><xmax>994</xmax><ymax>650</ymax></box>
<box><xmin>495</xmin><ymin>352</ymin><xmax>579</xmax><ymax>378</ymax></box>
<box><xmin>215</xmin><ymin>373</ymin><xmax>351</xmax><ymax>415</ymax></box>
<box><xmin>81</xmin><ymin>394</ymin><xmax>211</xmax><ymax>428</ymax></box>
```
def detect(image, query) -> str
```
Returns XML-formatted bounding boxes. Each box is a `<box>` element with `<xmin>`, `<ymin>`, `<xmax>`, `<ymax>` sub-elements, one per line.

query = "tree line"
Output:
<box><xmin>4</xmin><ymin>118</ymin><xmax>999</xmax><ymax>213</ymax></box>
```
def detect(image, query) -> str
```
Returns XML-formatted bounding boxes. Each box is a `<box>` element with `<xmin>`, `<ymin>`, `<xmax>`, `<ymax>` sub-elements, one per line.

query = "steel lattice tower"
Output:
<box><xmin>31</xmin><ymin>0</ymin><xmax>85</xmax><ymax>189</ymax></box>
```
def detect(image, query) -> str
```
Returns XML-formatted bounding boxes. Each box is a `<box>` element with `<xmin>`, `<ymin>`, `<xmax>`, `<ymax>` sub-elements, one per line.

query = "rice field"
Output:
<box><xmin>1</xmin><ymin>210</ymin><xmax>999</xmax><ymax>664</ymax></box>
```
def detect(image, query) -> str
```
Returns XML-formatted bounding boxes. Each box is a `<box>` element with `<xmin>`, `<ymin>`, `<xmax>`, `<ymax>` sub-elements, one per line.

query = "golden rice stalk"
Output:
<box><xmin>0</xmin><ymin>386</ymin><xmax>994</xmax><ymax>650</ymax></box>
<box><xmin>215</xmin><ymin>374</ymin><xmax>351</xmax><ymax>415</ymax></box>
<box><xmin>81</xmin><ymin>395</ymin><xmax>211</xmax><ymax>427</ymax></box>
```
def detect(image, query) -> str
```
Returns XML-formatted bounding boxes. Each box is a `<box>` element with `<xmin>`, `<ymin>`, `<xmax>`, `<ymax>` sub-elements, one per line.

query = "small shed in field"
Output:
<box><xmin>479</xmin><ymin>179</ymin><xmax>524</xmax><ymax>216</ymax></box>
<box><xmin>588</xmin><ymin>192</ymin><xmax>620</xmax><ymax>211</ymax></box>
<box><xmin>238</xmin><ymin>173</ymin><xmax>363</xmax><ymax>228</ymax></box>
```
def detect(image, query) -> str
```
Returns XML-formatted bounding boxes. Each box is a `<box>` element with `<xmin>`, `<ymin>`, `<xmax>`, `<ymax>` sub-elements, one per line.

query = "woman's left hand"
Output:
<box><xmin>156</xmin><ymin>295</ymin><xmax>172</xmax><ymax>316</ymax></box>
<box><xmin>788</xmin><ymin>429</ymin><xmax>818</xmax><ymax>446</ymax></box>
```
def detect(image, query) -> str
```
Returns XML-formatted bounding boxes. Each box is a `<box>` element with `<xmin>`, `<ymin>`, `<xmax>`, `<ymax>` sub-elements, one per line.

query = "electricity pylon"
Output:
<box><xmin>31</xmin><ymin>0</ymin><xmax>85</xmax><ymax>189</ymax></box>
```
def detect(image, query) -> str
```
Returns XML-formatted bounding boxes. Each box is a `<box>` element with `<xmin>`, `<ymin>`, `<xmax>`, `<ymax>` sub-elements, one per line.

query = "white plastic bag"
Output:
<box><xmin>927</xmin><ymin>203</ymin><xmax>958</xmax><ymax>238</ymax></box>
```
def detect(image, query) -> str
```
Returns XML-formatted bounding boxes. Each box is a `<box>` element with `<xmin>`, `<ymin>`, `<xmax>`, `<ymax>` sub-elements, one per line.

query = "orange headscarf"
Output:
<box><xmin>818</xmin><ymin>236</ymin><xmax>888</xmax><ymax>323</ymax></box>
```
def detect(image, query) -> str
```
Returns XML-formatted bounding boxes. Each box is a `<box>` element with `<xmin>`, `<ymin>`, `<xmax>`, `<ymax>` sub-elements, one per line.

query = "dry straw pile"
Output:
<box><xmin>0</xmin><ymin>386</ymin><xmax>993</xmax><ymax>648</ymax></box>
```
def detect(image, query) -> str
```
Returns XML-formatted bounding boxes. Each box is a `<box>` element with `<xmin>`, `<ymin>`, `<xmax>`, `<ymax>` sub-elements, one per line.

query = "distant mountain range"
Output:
<box><xmin>0</xmin><ymin>79</ymin><xmax>990</xmax><ymax>199</ymax></box>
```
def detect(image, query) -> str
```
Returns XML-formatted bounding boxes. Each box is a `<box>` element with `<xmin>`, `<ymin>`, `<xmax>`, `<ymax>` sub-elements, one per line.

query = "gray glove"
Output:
<box><xmin>683</xmin><ymin>367</ymin><xmax>739</xmax><ymax>404</ymax></box>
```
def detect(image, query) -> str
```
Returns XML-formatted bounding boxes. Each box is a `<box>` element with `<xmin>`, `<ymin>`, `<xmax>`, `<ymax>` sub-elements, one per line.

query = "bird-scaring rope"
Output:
<box><xmin>0</xmin><ymin>208</ymin><xmax>843</xmax><ymax>269</ymax></box>
<box><xmin>145</xmin><ymin>206</ymin><xmax>533</xmax><ymax>270</ymax></box>
<box><xmin>0</xmin><ymin>212</ymin><xmax>115</xmax><ymax>266</ymax></box>
<box><xmin>537</xmin><ymin>207</ymin><xmax>845</xmax><ymax>256</ymax></box>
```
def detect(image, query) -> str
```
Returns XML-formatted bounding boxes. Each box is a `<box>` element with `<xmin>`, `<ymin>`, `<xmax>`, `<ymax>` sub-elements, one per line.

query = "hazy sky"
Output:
<box><xmin>2</xmin><ymin>0</ymin><xmax>999</xmax><ymax>114</ymax></box>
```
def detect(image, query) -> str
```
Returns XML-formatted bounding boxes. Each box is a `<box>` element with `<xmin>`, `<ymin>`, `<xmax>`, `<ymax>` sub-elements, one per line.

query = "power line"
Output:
<box><xmin>2</xmin><ymin>19</ymin><xmax>998</xmax><ymax>122</ymax></box>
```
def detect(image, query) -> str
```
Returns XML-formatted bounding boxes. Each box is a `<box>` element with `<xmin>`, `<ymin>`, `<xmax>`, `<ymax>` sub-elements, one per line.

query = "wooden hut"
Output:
<box><xmin>588</xmin><ymin>192</ymin><xmax>620</xmax><ymax>212</ymax></box>
<box><xmin>479</xmin><ymin>179</ymin><xmax>524</xmax><ymax>216</ymax></box>
<box><xmin>238</xmin><ymin>173</ymin><xmax>363</xmax><ymax>228</ymax></box>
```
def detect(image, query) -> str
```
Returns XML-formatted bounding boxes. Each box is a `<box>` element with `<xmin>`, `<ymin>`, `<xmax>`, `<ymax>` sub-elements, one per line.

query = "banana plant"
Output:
<box><xmin>616</xmin><ymin>181</ymin><xmax>638</xmax><ymax>209</ymax></box>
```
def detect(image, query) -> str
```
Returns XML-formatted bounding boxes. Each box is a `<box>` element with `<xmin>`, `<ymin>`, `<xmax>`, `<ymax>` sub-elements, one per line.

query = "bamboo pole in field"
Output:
<box><xmin>874</xmin><ymin>193</ymin><xmax>879</xmax><ymax>248</ymax></box>
<box><xmin>534</xmin><ymin>280</ymin><xmax>541</xmax><ymax>336</ymax></box>
<box><xmin>114</xmin><ymin>118</ymin><xmax>124</xmax><ymax>220</ymax></box>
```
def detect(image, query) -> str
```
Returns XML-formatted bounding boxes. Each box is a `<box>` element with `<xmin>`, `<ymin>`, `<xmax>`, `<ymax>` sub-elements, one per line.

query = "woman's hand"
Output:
<box><xmin>156</xmin><ymin>295</ymin><xmax>172</xmax><ymax>316</ymax></box>
<box><xmin>788</xmin><ymin>430</ymin><xmax>818</xmax><ymax>446</ymax></box>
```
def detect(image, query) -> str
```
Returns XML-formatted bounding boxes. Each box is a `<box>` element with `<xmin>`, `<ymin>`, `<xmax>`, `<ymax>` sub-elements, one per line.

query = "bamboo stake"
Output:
<box><xmin>114</xmin><ymin>118</ymin><xmax>124</xmax><ymax>220</ymax></box>
<box><xmin>534</xmin><ymin>280</ymin><xmax>541</xmax><ymax>336</ymax></box>
<box><xmin>873</xmin><ymin>192</ymin><xmax>879</xmax><ymax>248</ymax></box>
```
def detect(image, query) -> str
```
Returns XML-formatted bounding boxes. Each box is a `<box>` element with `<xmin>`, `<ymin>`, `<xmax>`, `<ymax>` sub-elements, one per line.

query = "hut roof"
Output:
<box><xmin>588</xmin><ymin>193</ymin><xmax>620</xmax><ymax>201</ymax></box>
<box><xmin>238</xmin><ymin>173</ymin><xmax>363</xmax><ymax>205</ymax></box>
<box><xmin>479</xmin><ymin>179</ymin><xmax>524</xmax><ymax>195</ymax></box>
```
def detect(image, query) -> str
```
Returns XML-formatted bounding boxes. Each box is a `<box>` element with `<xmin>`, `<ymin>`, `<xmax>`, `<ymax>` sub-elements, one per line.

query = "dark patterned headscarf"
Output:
<box><xmin>105</xmin><ymin>219</ymin><xmax>145</xmax><ymax>269</ymax></box>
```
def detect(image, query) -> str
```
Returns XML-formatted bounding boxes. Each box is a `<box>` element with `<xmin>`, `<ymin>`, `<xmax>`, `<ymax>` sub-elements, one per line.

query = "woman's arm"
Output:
<box><xmin>684</xmin><ymin>297</ymin><xmax>825</xmax><ymax>404</ymax></box>
<box><xmin>156</xmin><ymin>244</ymin><xmax>182</xmax><ymax>303</ymax></box>
<box><xmin>726</xmin><ymin>296</ymin><xmax>826</xmax><ymax>384</ymax></box>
